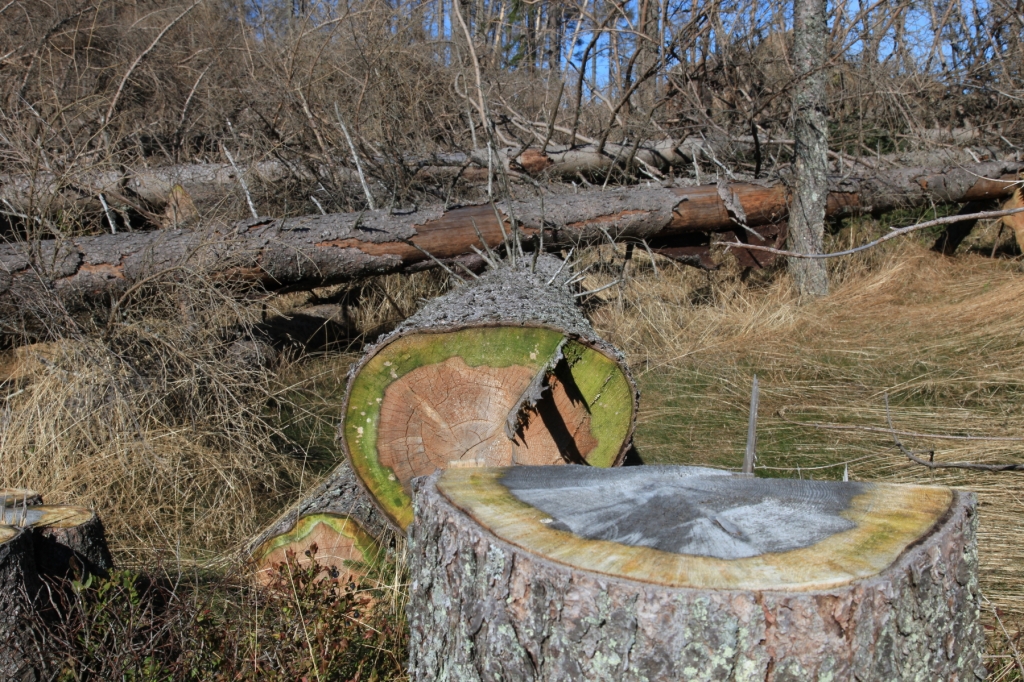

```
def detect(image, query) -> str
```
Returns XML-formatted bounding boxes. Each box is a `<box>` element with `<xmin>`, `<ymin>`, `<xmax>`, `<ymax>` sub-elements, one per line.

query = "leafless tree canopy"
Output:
<box><xmin>2</xmin><ymin>0</ymin><xmax>1022</xmax><ymax>230</ymax></box>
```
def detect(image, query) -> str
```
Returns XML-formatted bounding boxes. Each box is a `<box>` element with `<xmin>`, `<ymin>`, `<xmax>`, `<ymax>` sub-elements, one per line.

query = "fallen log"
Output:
<box><xmin>1</xmin><ymin>160</ymin><xmax>1020</xmax><ymax>317</ymax></box>
<box><xmin>2</xmin><ymin>142</ymin><xmax>1010</xmax><ymax>217</ymax></box>
<box><xmin>246</xmin><ymin>458</ymin><xmax>391</xmax><ymax>586</ymax></box>
<box><xmin>408</xmin><ymin>465</ymin><xmax>984</xmax><ymax>681</ymax></box>
<box><xmin>340</xmin><ymin>255</ymin><xmax>639</xmax><ymax>530</ymax></box>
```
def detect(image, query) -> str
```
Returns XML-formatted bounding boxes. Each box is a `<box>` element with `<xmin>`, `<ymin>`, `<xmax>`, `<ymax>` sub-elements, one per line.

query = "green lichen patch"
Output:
<box><xmin>344</xmin><ymin>327</ymin><xmax>635</xmax><ymax>529</ymax></box>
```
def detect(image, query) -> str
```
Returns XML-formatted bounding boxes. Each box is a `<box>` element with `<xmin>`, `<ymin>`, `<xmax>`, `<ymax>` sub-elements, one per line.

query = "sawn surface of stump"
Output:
<box><xmin>408</xmin><ymin>465</ymin><xmax>983</xmax><ymax>681</ymax></box>
<box><xmin>341</xmin><ymin>256</ymin><xmax>639</xmax><ymax>529</ymax></box>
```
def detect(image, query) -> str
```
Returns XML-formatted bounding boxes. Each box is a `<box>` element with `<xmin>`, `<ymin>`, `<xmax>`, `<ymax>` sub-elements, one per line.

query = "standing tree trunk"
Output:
<box><xmin>339</xmin><ymin>255</ymin><xmax>639</xmax><ymax>530</ymax></box>
<box><xmin>408</xmin><ymin>465</ymin><xmax>984</xmax><ymax>681</ymax></box>
<box><xmin>788</xmin><ymin>0</ymin><xmax>830</xmax><ymax>296</ymax></box>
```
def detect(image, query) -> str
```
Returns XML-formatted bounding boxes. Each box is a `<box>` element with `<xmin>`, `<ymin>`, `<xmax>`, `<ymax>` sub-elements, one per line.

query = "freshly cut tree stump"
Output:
<box><xmin>408</xmin><ymin>465</ymin><xmax>983</xmax><ymax>681</ymax></box>
<box><xmin>1</xmin><ymin>505</ymin><xmax>113</xmax><ymax>578</ymax></box>
<box><xmin>252</xmin><ymin>513</ymin><xmax>381</xmax><ymax>587</ymax></box>
<box><xmin>0</xmin><ymin>526</ymin><xmax>41</xmax><ymax>681</ymax></box>
<box><xmin>0</xmin><ymin>489</ymin><xmax>42</xmax><ymax>507</ymax></box>
<box><xmin>247</xmin><ymin>457</ymin><xmax>392</xmax><ymax>577</ymax></box>
<box><xmin>341</xmin><ymin>256</ymin><xmax>639</xmax><ymax>529</ymax></box>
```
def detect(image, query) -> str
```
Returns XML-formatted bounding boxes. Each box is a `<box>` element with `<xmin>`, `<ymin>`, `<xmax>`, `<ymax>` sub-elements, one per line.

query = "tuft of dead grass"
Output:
<box><xmin>0</xmin><ymin>271</ymin><xmax>296</xmax><ymax>565</ymax></box>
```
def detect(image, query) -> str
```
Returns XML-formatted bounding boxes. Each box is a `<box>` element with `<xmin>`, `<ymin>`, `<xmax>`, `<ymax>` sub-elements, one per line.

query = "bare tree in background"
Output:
<box><xmin>788</xmin><ymin>0</ymin><xmax>830</xmax><ymax>297</ymax></box>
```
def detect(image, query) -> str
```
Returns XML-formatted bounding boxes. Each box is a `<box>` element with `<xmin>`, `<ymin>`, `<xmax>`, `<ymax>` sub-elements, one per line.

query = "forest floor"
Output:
<box><xmin>4</xmin><ymin>211</ymin><xmax>1023</xmax><ymax>678</ymax></box>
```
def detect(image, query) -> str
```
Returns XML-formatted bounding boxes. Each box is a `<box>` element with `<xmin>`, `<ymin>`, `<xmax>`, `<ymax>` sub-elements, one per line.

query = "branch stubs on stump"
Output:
<box><xmin>408</xmin><ymin>465</ymin><xmax>983</xmax><ymax>681</ymax></box>
<box><xmin>341</xmin><ymin>256</ymin><xmax>639</xmax><ymax>530</ymax></box>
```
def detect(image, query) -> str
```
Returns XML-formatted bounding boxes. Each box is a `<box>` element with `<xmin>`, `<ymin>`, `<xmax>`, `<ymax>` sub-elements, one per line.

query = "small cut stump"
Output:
<box><xmin>340</xmin><ymin>255</ymin><xmax>638</xmax><ymax>530</ymax></box>
<box><xmin>0</xmin><ymin>503</ymin><xmax>113</xmax><ymax>679</ymax></box>
<box><xmin>408</xmin><ymin>465</ymin><xmax>983</xmax><ymax>681</ymax></box>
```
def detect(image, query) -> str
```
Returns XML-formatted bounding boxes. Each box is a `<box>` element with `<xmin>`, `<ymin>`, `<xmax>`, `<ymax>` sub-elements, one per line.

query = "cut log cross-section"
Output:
<box><xmin>252</xmin><ymin>514</ymin><xmax>381</xmax><ymax>587</ymax></box>
<box><xmin>340</xmin><ymin>255</ymin><xmax>639</xmax><ymax>530</ymax></box>
<box><xmin>408</xmin><ymin>465</ymin><xmax>984</xmax><ymax>681</ymax></box>
<box><xmin>247</xmin><ymin>454</ymin><xmax>392</xmax><ymax>587</ymax></box>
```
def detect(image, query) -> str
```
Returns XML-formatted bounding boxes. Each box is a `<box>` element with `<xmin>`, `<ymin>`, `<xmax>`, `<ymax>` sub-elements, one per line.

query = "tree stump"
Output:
<box><xmin>1</xmin><ymin>505</ymin><xmax>112</xmax><ymax>579</ymax></box>
<box><xmin>0</xmin><ymin>489</ymin><xmax>42</xmax><ymax>507</ymax></box>
<box><xmin>408</xmin><ymin>465</ymin><xmax>983</xmax><ymax>681</ymax></box>
<box><xmin>340</xmin><ymin>255</ymin><xmax>638</xmax><ymax>529</ymax></box>
<box><xmin>0</xmin><ymin>527</ymin><xmax>41</xmax><ymax>681</ymax></box>
<box><xmin>252</xmin><ymin>513</ymin><xmax>382</xmax><ymax>587</ymax></box>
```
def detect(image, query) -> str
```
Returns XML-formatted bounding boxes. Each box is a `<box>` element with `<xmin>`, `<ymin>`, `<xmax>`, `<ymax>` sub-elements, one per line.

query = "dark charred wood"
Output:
<box><xmin>930</xmin><ymin>200</ymin><xmax>998</xmax><ymax>256</ymax></box>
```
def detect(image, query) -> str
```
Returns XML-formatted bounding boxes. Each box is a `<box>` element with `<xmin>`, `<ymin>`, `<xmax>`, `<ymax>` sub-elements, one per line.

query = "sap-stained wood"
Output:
<box><xmin>1</xmin><ymin>160</ymin><xmax>1019</xmax><ymax>313</ymax></box>
<box><xmin>341</xmin><ymin>256</ymin><xmax>638</xmax><ymax>530</ymax></box>
<box><xmin>252</xmin><ymin>513</ymin><xmax>381</xmax><ymax>588</ymax></box>
<box><xmin>408</xmin><ymin>465</ymin><xmax>983</xmax><ymax>682</ymax></box>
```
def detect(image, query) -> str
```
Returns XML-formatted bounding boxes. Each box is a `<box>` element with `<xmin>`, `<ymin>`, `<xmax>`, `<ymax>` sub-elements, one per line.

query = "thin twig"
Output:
<box><xmin>574</xmin><ymin>279</ymin><xmax>620</xmax><ymax>298</ymax></box>
<box><xmin>105</xmin><ymin>1</ymin><xmax>202</xmax><ymax>124</ymax></box>
<box><xmin>743</xmin><ymin>375</ymin><xmax>759</xmax><ymax>474</ymax></box>
<box><xmin>220</xmin><ymin>141</ymin><xmax>259</xmax><ymax>220</ymax></box>
<box><xmin>986</xmin><ymin>595</ymin><xmax>1024</xmax><ymax>680</ymax></box>
<box><xmin>401</xmin><ymin>240</ymin><xmax>467</xmax><ymax>282</ymax></box>
<box><xmin>98</xmin><ymin>193</ymin><xmax>117</xmax><ymax>234</ymax></box>
<box><xmin>546</xmin><ymin>247</ymin><xmax>574</xmax><ymax>285</ymax></box>
<box><xmin>726</xmin><ymin>206</ymin><xmax>1024</xmax><ymax>259</ymax></box>
<box><xmin>470</xmin><ymin>218</ymin><xmax>500</xmax><ymax>266</ymax></box>
<box><xmin>334</xmin><ymin>103</ymin><xmax>376</xmax><ymax>211</ymax></box>
<box><xmin>885</xmin><ymin>393</ymin><xmax>1024</xmax><ymax>472</ymax></box>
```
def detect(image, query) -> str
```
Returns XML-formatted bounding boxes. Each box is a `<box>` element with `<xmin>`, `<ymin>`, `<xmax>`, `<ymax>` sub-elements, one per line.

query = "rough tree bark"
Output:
<box><xmin>0</xmin><ymin>527</ymin><xmax>40</xmax><ymax>682</ymax></box>
<box><xmin>408</xmin><ymin>465</ymin><xmax>984</xmax><ymax>681</ymax></box>
<box><xmin>339</xmin><ymin>255</ymin><xmax>639</xmax><ymax>530</ymax></box>
<box><xmin>0</xmin><ymin>160</ymin><xmax>1019</xmax><ymax>320</ymax></box>
<box><xmin>0</xmin><ymin>504</ymin><xmax>113</xmax><ymax>680</ymax></box>
<box><xmin>788</xmin><ymin>0</ymin><xmax>830</xmax><ymax>296</ymax></box>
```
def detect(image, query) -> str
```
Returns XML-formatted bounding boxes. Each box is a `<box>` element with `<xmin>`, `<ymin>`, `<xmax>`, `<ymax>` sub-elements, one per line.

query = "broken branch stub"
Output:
<box><xmin>339</xmin><ymin>255</ymin><xmax>639</xmax><ymax>530</ymax></box>
<box><xmin>408</xmin><ymin>465</ymin><xmax>983</xmax><ymax>681</ymax></box>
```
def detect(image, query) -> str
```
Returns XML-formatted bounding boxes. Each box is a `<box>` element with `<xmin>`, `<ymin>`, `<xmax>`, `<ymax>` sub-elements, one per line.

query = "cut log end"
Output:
<box><xmin>0</xmin><ymin>489</ymin><xmax>42</xmax><ymax>507</ymax></box>
<box><xmin>253</xmin><ymin>513</ymin><xmax>381</xmax><ymax>587</ymax></box>
<box><xmin>344</xmin><ymin>328</ymin><xmax>635</xmax><ymax>530</ymax></box>
<box><xmin>435</xmin><ymin>465</ymin><xmax>954</xmax><ymax>591</ymax></box>
<box><xmin>408</xmin><ymin>465</ymin><xmax>983</xmax><ymax>681</ymax></box>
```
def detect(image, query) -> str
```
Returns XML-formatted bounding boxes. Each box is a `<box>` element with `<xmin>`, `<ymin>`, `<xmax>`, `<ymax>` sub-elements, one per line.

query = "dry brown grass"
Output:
<box><xmin>579</xmin><ymin>223</ymin><xmax>1024</xmax><ymax>669</ymax></box>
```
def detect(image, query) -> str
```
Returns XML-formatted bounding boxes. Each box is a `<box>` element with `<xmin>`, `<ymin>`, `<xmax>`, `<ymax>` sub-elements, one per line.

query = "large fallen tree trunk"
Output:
<box><xmin>408</xmin><ymin>465</ymin><xmax>984</xmax><ymax>681</ymax></box>
<box><xmin>338</xmin><ymin>255</ymin><xmax>638</xmax><ymax>530</ymax></box>
<box><xmin>1</xmin><ymin>159</ymin><xmax>1020</xmax><ymax>317</ymax></box>
<box><xmin>3</xmin><ymin>141</ymin><xmax>1011</xmax><ymax>218</ymax></box>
